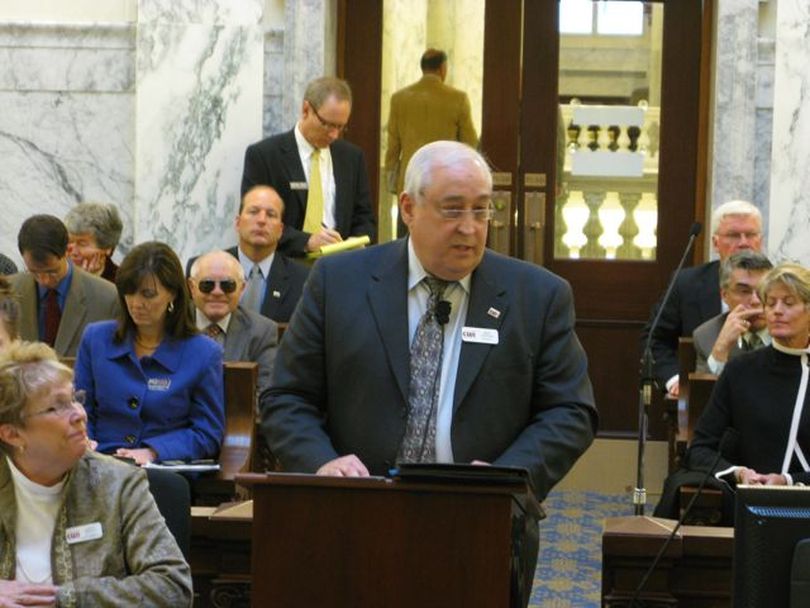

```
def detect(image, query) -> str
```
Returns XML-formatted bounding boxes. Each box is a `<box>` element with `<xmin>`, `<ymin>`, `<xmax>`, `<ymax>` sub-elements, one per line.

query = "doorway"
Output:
<box><xmin>338</xmin><ymin>0</ymin><xmax>712</xmax><ymax>437</ymax></box>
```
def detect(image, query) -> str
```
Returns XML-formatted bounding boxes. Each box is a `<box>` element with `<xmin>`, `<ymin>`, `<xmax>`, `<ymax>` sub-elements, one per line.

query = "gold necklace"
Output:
<box><xmin>134</xmin><ymin>335</ymin><xmax>161</xmax><ymax>350</ymax></box>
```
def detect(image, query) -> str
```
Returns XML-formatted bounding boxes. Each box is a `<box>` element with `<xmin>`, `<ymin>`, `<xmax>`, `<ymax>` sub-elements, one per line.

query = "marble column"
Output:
<box><xmin>0</xmin><ymin>22</ymin><xmax>135</xmax><ymax>264</ymax></box>
<box><xmin>427</xmin><ymin>0</ymin><xmax>484</xmax><ymax>134</ymax></box>
<box><xmin>768</xmin><ymin>0</ymin><xmax>810</xmax><ymax>264</ymax></box>
<box><xmin>281</xmin><ymin>0</ymin><xmax>337</xmax><ymax>128</ymax></box>
<box><xmin>134</xmin><ymin>0</ymin><xmax>263</xmax><ymax>263</ymax></box>
<box><xmin>709</xmin><ymin>0</ymin><xmax>759</xmax><ymax>213</ymax></box>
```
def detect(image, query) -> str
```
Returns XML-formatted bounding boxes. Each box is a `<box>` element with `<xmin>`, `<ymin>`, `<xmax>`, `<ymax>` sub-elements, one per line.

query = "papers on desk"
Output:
<box><xmin>143</xmin><ymin>461</ymin><xmax>221</xmax><ymax>472</ymax></box>
<box><xmin>210</xmin><ymin>500</ymin><xmax>253</xmax><ymax>520</ymax></box>
<box><xmin>306</xmin><ymin>235</ymin><xmax>370</xmax><ymax>259</ymax></box>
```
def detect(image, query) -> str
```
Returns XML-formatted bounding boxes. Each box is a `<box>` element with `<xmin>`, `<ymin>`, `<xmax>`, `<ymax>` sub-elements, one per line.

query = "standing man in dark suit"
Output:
<box><xmin>261</xmin><ymin>141</ymin><xmax>597</xmax><ymax>605</ymax></box>
<box><xmin>640</xmin><ymin>200</ymin><xmax>763</xmax><ymax>396</ymax></box>
<box><xmin>241</xmin><ymin>76</ymin><xmax>376</xmax><ymax>257</ymax></box>
<box><xmin>9</xmin><ymin>214</ymin><xmax>119</xmax><ymax>357</ymax></box>
<box><xmin>189</xmin><ymin>249</ymin><xmax>278</xmax><ymax>393</ymax></box>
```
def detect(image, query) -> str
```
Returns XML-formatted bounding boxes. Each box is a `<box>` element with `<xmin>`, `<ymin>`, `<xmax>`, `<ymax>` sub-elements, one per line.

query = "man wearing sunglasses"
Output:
<box><xmin>240</xmin><ymin>76</ymin><xmax>376</xmax><ymax>257</ymax></box>
<box><xmin>188</xmin><ymin>250</ymin><xmax>278</xmax><ymax>394</ymax></box>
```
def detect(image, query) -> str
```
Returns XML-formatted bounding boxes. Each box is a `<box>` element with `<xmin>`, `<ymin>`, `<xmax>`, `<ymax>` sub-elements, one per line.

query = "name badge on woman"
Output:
<box><xmin>66</xmin><ymin>522</ymin><xmax>103</xmax><ymax>544</ymax></box>
<box><xmin>147</xmin><ymin>378</ymin><xmax>172</xmax><ymax>392</ymax></box>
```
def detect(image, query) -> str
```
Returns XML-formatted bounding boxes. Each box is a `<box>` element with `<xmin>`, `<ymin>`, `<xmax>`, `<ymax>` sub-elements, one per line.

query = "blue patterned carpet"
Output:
<box><xmin>530</xmin><ymin>491</ymin><xmax>633</xmax><ymax>607</ymax></box>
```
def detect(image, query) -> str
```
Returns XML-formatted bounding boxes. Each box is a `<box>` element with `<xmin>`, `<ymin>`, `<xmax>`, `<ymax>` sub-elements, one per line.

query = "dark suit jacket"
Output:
<box><xmin>9</xmin><ymin>266</ymin><xmax>120</xmax><ymax>357</ymax></box>
<box><xmin>640</xmin><ymin>260</ymin><xmax>721</xmax><ymax>387</ymax></box>
<box><xmin>261</xmin><ymin>239</ymin><xmax>597</xmax><ymax>499</ymax></box>
<box><xmin>186</xmin><ymin>248</ymin><xmax>309</xmax><ymax>324</ymax></box>
<box><xmin>687</xmin><ymin>346</ymin><xmax>810</xmax><ymax>485</ymax></box>
<box><xmin>222</xmin><ymin>306</ymin><xmax>278</xmax><ymax>393</ymax></box>
<box><xmin>692</xmin><ymin>312</ymin><xmax>747</xmax><ymax>373</ymax></box>
<box><xmin>241</xmin><ymin>129</ymin><xmax>377</xmax><ymax>256</ymax></box>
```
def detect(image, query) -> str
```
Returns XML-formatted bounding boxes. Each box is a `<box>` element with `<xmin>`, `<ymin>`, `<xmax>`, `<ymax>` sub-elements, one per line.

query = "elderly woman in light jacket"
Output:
<box><xmin>0</xmin><ymin>341</ymin><xmax>191</xmax><ymax>607</ymax></box>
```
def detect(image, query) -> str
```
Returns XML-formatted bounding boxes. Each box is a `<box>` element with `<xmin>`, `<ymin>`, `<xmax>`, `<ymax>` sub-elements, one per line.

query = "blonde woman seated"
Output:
<box><xmin>0</xmin><ymin>341</ymin><xmax>192</xmax><ymax>606</ymax></box>
<box><xmin>0</xmin><ymin>277</ymin><xmax>20</xmax><ymax>352</ymax></box>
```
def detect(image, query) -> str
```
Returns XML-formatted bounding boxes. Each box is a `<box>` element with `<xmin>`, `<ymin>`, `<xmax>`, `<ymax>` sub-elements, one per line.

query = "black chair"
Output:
<box><xmin>145</xmin><ymin>468</ymin><xmax>191</xmax><ymax>559</ymax></box>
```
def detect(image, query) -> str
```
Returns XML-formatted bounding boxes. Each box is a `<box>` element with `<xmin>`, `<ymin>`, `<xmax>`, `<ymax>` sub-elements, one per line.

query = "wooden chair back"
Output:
<box><xmin>219</xmin><ymin>361</ymin><xmax>258</xmax><ymax>480</ymax></box>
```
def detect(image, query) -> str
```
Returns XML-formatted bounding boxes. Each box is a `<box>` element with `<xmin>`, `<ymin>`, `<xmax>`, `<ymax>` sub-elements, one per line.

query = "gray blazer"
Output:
<box><xmin>9</xmin><ymin>266</ymin><xmax>120</xmax><ymax>357</ymax></box>
<box><xmin>222</xmin><ymin>305</ymin><xmax>278</xmax><ymax>393</ymax></box>
<box><xmin>693</xmin><ymin>312</ymin><xmax>745</xmax><ymax>373</ymax></box>
<box><xmin>261</xmin><ymin>239</ymin><xmax>598</xmax><ymax>499</ymax></box>
<box><xmin>0</xmin><ymin>452</ymin><xmax>192</xmax><ymax>607</ymax></box>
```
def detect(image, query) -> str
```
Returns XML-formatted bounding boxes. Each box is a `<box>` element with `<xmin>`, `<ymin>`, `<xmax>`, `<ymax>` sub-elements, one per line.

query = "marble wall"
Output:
<box><xmin>768</xmin><ymin>0</ymin><xmax>810</xmax><ymax>264</ymax></box>
<box><xmin>0</xmin><ymin>22</ymin><xmax>135</xmax><ymax>266</ymax></box>
<box><xmin>0</xmin><ymin>0</ymin><xmax>266</xmax><ymax>269</ymax></box>
<box><xmin>134</xmin><ymin>0</ymin><xmax>263</xmax><ymax>262</ymax></box>
<box><xmin>709</xmin><ymin>0</ymin><xmax>774</xmax><ymax>242</ymax></box>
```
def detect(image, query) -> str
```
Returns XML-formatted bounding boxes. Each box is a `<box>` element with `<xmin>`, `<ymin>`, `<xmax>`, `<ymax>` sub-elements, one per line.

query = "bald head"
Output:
<box><xmin>188</xmin><ymin>250</ymin><xmax>246</xmax><ymax>323</ymax></box>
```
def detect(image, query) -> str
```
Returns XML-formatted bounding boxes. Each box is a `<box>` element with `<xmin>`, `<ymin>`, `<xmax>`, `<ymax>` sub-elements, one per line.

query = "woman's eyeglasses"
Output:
<box><xmin>24</xmin><ymin>390</ymin><xmax>86</xmax><ymax>419</ymax></box>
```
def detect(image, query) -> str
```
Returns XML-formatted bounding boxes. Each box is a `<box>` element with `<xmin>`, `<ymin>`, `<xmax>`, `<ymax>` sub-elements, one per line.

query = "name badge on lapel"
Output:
<box><xmin>289</xmin><ymin>181</ymin><xmax>308</xmax><ymax>191</ymax></box>
<box><xmin>66</xmin><ymin>522</ymin><xmax>103</xmax><ymax>545</ymax></box>
<box><xmin>147</xmin><ymin>378</ymin><xmax>171</xmax><ymax>392</ymax></box>
<box><xmin>462</xmin><ymin>327</ymin><xmax>499</xmax><ymax>345</ymax></box>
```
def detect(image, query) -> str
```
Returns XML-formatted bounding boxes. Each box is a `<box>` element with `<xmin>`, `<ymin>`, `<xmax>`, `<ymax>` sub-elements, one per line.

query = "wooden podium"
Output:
<box><xmin>237</xmin><ymin>471</ymin><xmax>541</xmax><ymax>607</ymax></box>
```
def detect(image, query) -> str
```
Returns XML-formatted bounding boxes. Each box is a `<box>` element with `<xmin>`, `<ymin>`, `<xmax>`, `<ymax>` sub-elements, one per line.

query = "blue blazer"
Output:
<box><xmin>74</xmin><ymin>321</ymin><xmax>225</xmax><ymax>461</ymax></box>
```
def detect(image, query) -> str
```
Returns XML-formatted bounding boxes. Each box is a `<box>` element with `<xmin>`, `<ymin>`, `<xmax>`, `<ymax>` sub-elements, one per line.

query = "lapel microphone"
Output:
<box><xmin>435</xmin><ymin>300</ymin><xmax>451</xmax><ymax>326</ymax></box>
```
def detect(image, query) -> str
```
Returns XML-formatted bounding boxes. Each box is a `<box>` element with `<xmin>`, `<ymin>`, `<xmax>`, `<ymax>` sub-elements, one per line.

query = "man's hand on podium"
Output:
<box><xmin>317</xmin><ymin>454</ymin><xmax>370</xmax><ymax>477</ymax></box>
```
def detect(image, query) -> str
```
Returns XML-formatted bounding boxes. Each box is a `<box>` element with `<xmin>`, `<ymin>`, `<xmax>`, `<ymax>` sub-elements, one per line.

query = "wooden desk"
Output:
<box><xmin>602</xmin><ymin>516</ymin><xmax>733</xmax><ymax>607</ymax></box>
<box><xmin>239</xmin><ymin>472</ymin><xmax>539</xmax><ymax>607</ymax></box>
<box><xmin>190</xmin><ymin>505</ymin><xmax>251</xmax><ymax>608</ymax></box>
<box><xmin>664</xmin><ymin>372</ymin><xmax>717</xmax><ymax>473</ymax></box>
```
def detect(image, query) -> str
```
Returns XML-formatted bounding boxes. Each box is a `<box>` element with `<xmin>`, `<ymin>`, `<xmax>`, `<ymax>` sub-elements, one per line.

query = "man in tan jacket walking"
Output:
<box><xmin>385</xmin><ymin>49</ymin><xmax>479</xmax><ymax>236</ymax></box>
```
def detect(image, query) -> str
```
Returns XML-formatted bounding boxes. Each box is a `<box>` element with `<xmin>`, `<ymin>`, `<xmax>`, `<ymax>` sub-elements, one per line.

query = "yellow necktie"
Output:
<box><xmin>304</xmin><ymin>149</ymin><xmax>324</xmax><ymax>234</ymax></box>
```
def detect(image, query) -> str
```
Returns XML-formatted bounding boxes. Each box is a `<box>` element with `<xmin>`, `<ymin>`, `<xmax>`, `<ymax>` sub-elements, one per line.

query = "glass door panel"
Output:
<box><xmin>555</xmin><ymin>1</ymin><xmax>663</xmax><ymax>261</ymax></box>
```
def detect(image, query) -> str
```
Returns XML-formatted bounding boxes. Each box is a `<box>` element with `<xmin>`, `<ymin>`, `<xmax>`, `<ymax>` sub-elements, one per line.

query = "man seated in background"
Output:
<box><xmin>640</xmin><ymin>200</ymin><xmax>763</xmax><ymax>396</ymax></box>
<box><xmin>189</xmin><ymin>249</ymin><xmax>278</xmax><ymax>394</ymax></box>
<box><xmin>187</xmin><ymin>185</ymin><xmax>309</xmax><ymax>324</ymax></box>
<box><xmin>9</xmin><ymin>214</ymin><xmax>119</xmax><ymax>356</ymax></box>
<box><xmin>693</xmin><ymin>250</ymin><xmax>772</xmax><ymax>374</ymax></box>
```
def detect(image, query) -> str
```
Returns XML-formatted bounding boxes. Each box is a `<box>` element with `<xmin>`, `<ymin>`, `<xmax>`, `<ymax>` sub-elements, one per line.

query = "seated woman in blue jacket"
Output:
<box><xmin>75</xmin><ymin>241</ymin><xmax>224</xmax><ymax>465</ymax></box>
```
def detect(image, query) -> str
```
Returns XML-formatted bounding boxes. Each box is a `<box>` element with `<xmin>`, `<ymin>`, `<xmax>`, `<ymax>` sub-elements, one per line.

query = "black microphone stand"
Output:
<box><xmin>634</xmin><ymin>222</ymin><xmax>701</xmax><ymax>515</ymax></box>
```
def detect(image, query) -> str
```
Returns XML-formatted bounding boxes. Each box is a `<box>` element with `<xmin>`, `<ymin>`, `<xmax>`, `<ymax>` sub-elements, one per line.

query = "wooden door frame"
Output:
<box><xmin>336</xmin><ymin>0</ymin><xmax>383</xmax><ymax>229</ymax></box>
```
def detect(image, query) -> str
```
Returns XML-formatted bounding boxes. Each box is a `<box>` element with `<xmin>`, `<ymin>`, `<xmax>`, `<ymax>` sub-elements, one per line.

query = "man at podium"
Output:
<box><xmin>261</xmin><ymin>140</ymin><xmax>597</xmax><ymax>605</ymax></box>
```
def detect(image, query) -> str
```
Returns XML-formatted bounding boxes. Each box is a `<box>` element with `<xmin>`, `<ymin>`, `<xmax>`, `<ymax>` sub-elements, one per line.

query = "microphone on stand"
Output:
<box><xmin>629</xmin><ymin>428</ymin><xmax>737</xmax><ymax>606</ymax></box>
<box><xmin>634</xmin><ymin>221</ymin><xmax>702</xmax><ymax>516</ymax></box>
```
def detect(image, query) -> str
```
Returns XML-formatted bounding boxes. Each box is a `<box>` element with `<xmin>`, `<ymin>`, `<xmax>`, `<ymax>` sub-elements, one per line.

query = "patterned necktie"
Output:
<box><xmin>43</xmin><ymin>289</ymin><xmax>61</xmax><ymax>347</ymax></box>
<box><xmin>206</xmin><ymin>323</ymin><xmax>224</xmax><ymax>344</ymax></box>
<box><xmin>398</xmin><ymin>276</ymin><xmax>450</xmax><ymax>463</ymax></box>
<box><xmin>304</xmin><ymin>149</ymin><xmax>324</xmax><ymax>234</ymax></box>
<box><xmin>241</xmin><ymin>264</ymin><xmax>263</xmax><ymax>312</ymax></box>
<box><xmin>744</xmin><ymin>332</ymin><xmax>763</xmax><ymax>351</ymax></box>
